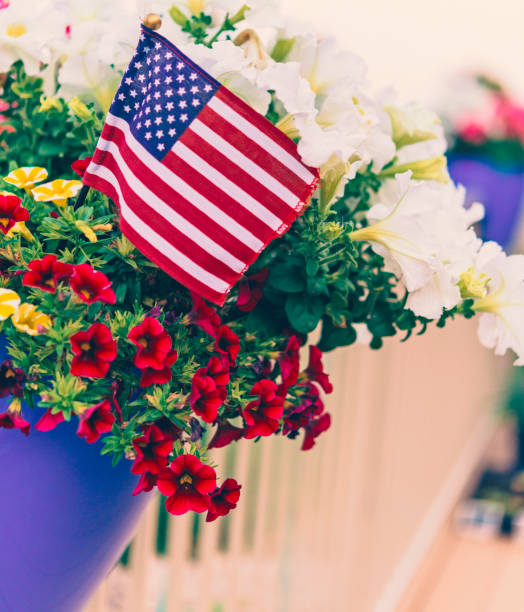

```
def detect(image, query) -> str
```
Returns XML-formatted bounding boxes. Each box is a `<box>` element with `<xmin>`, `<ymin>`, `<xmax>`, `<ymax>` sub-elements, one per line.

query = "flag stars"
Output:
<box><xmin>177</xmin><ymin>62</ymin><xmax>184</xmax><ymax>70</ymax></box>
<box><xmin>189</xmin><ymin>72</ymin><xmax>198</xmax><ymax>81</ymax></box>
<box><xmin>204</xmin><ymin>84</ymin><xmax>212</xmax><ymax>92</ymax></box>
<box><xmin>144</xmin><ymin>119</ymin><xmax>151</xmax><ymax>127</ymax></box>
<box><xmin>179</xmin><ymin>100</ymin><xmax>187</xmax><ymax>109</ymax></box>
<box><xmin>155</xmin><ymin>130</ymin><xmax>164</xmax><ymax>138</ymax></box>
<box><xmin>177</xmin><ymin>87</ymin><xmax>186</xmax><ymax>95</ymax></box>
<box><xmin>130</xmin><ymin>90</ymin><xmax>137</xmax><ymax>97</ymax></box>
<box><xmin>165</xmin><ymin>51</ymin><xmax>173</xmax><ymax>59</ymax></box>
<box><xmin>125</xmin><ymin>77</ymin><xmax>133</xmax><ymax>85</ymax></box>
<box><xmin>153</xmin><ymin>66</ymin><xmax>160</xmax><ymax>74</ymax></box>
<box><xmin>146</xmin><ymin>57</ymin><xmax>152</xmax><ymax>65</ymax></box>
<box><xmin>157</xmin><ymin>143</ymin><xmax>165</xmax><ymax>151</ymax></box>
<box><xmin>191</xmin><ymin>98</ymin><xmax>200</xmax><ymax>107</ymax></box>
<box><xmin>165</xmin><ymin>76</ymin><xmax>173</xmax><ymax>84</ymax></box>
<box><xmin>155</xmin><ymin>42</ymin><xmax>161</xmax><ymax>49</ymax></box>
<box><xmin>145</xmin><ymin>132</ymin><xmax>152</xmax><ymax>140</ymax></box>
<box><xmin>168</xmin><ymin>128</ymin><xmax>176</xmax><ymax>137</ymax></box>
<box><xmin>154</xmin><ymin>78</ymin><xmax>160</xmax><ymax>86</ymax></box>
<box><xmin>165</xmin><ymin>64</ymin><xmax>172</xmax><ymax>72</ymax></box>
<box><xmin>166</xmin><ymin>89</ymin><xmax>173</xmax><ymax>97</ymax></box>
<box><xmin>138</xmin><ymin>74</ymin><xmax>146</xmax><ymax>82</ymax></box>
<box><xmin>134</xmin><ymin>61</ymin><xmax>143</xmax><ymax>69</ymax></box>
<box><xmin>154</xmin><ymin>53</ymin><xmax>161</xmax><ymax>61</ymax></box>
<box><xmin>176</xmin><ymin>74</ymin><xmax>185</xmax><ymax>82</ymax></box>
<box><xmin>134</xmin><ymin>102</ymin><xmax>140</xmax><ymax>110</ymax></box>
<box><xmin>124</xmin><ymin>104</ymin><xmax>131</xmax><ymax>113</ymax></box>
<box><xmin>118</xmin><ymin>93</ymin><xmax>125</xmax><ymax>101</ymax></box>
<box><xmin>153</xmin><ymin>91</ymin><xmax>161</xmax><ymax>100</ymax></box>
<box><xmin>166</xmin><ymin>102</ymin><xmax>174</xmax><ymax>110</ymax></box>
<box><xmin>180</xmin><ymin>113</ymin><xmax>188</xmax><ymax>122</ymax></box>
<box><xmin>167</xmin><ymin>114</ymin><xmax>175</xmax><ymax>123</ymax></box>
<box><xmin>190</xmin><ymin>85</ymin><xmax>199</xmax><ymax>94</ymax></box>
<box><xmin>145</xmin><ymin>107</ymin><xmax>151</xmax><ymax>115</ymax></box>
<box><xmin>154</xmin><ymin>104</ymin><xmax>161</xmax><ymax>112</ymax></box>
<box><xmin>136</xmin><ymin>121</ymin><xmax>142</xmax><ymax>129</ymax></box>
<box><xmin>154</xmin><ymin>117</ymin><xmax>162</xmax><ymax>125</ymax></box>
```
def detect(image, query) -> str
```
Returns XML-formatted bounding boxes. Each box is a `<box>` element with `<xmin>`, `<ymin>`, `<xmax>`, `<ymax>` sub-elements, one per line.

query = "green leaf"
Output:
<box><xmin>318</xmin><ymin>317</ymin><xmax>357</xmax><ymax>352</ymax></box>
<box><xmin>306</xmin><ymin>259</ymin><xmax>319</xmax><ymax>277</ymax></box>
<box><xmin>285</xmin><ymin>294</ymin><xmax>324</xmax><ymax>334</ymax></box>
<box><xmin>268</xmin><ymin>261</ymin><xmax>306</xmax><ymax>293</ymax></box>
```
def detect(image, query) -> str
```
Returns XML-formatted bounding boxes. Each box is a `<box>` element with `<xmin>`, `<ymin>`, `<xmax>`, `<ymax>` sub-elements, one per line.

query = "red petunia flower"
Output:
<box><xmin>206</xmin><ymin>478</ymin><xmax>242</xmax><ymax>522</ymax></box>
<box><xmin>0</xmin><ymin>359</ymin><xmax>25</xmax><ymax>398</ymax></box>
<box><xmin>131</xmin><ymin>425</ymin><xmax>173</xmax><ymax>475</ymax></box>
<box><xmin>0</xmin><ymin>411</ymin><xmax>30</xmax><ymax>435</ymax></box>
<box><xmin>189</xmin><ymin>293</ymin><xmax>221</xmax><ymax>337</ymax></box>
<box><xmin>139</xmin><ymin>349</ymin><xmax>178</xmax><ymax>387</ymax></box>
<box><xmin>69</xmin><ymin>263</ymin><xmax>116</xmax><ymax>305</ymax></box>
<box><xmin>70</xmin><ymin>322</ymin><xmax>117</xmax><ymax>378</ymax></box>
<box><xmin>191</xmin><ymin>371</ymin><xmax>226</xmax><ymax>423</ymax></box>
<box><xmin>305</xmin><ymin>346</ymin><xmax>333</xmax><ymax>394</ymax></box>
<box><xmin>128</xmin><ymin>317</ymin><xmax>172</xmax><ymax>370</ymax></box>
<box><xmin>302</xmin><ymin>412</ymin><xmax>331</xmax><ymax>451</ymax></box>
<box><xmin>214</xmin><ymin>325</ymin><xmax>240</xmax><ymax>365</ymax></box>
<box><xmin>279</xmin><ymin>336</ymin><xmax>300</xmax><ymax>388</ymax></box>
<box><xmin>243</xmin><ymin>379</ymin><xmax>284</xmax><ymax>439</ymax></box>
<box><xmin>23</xmin><ymin>254</ymin><xmax>73</xmax><ymax>293</ymax></box>
<box><xmin>71</xmin><ymin>156</ymin><xmax>92</xmax><ymax>177</ymax></box>
<box><xmin>157</xmin><ymin>454</ymin><xmax>217</xmax><ymax>515</ymax></box>
<box><xmin>133</xmin><ymin>472</ymin><xmax>157</xmax><ymax>496</ymax></box>
<box><xmin>207</xmin><ymin>420</ymin><xmax>245</xmax><ymax>449</ymax></box>
<box><xmin>236</xmin><ymin>268</ymin><xmax>268</xmax><ymax>312</ymax></box>
<box><xmin>0</xmin><ymin>193</ymin><xmax>29</xmax><ymax>234</ymax></box>
<box><xmin>201</xmin><ymin>355</ymin><xmax>230</xmax><ymax>386</ymax></box>
<box><xmin>35</xmin><ymin>408</ymin><xmax>65</xmax><ymax>432</ymax></box>
<box><xmin>76</xmin><ymin>400</ymin><xmax>115</xmax><ymax>443</ymax></box>
<box><xmin>154</xmin><ymin>416</ymin><xmax>182</xmax><ymax>441</ymax></box>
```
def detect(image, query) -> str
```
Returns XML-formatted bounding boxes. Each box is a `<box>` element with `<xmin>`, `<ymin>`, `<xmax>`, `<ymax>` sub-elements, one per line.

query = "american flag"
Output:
<box><xmin>84</xmin><ymin>25</ymin><xmax>319</xmax><ymax>305</ymax></box>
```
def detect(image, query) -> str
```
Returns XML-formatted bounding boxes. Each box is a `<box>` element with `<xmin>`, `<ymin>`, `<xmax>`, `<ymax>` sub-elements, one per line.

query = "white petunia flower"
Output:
<box><xmin>469</xmin><ymin>243</ymin><xmax>524</xmax><ymax>365</ymax></box>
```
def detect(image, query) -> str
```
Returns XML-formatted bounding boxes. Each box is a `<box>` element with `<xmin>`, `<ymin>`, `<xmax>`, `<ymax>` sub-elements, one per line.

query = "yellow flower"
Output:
<box><xmin>0</xmin><ymin>288</ymin><xmax>20</xmax><ymax>320</ymax></box>
<box><xmin>11</xmin><ymin>303</ymin><xmax>51</xmax><ymax>335</ymax></box>
<box><xmin>6</xmin><ymin>23</ymin><xmax>27</xmax><ymax>38</ymax></box>
<box><xmin>39</xmin><ymin>95</ymin><xmax>63</xmax><ymax>113</ymax></box>
<box><xmin>7</xmin><ymin>221</ymin><xmax>34</xmax><ymax>242</ymax></box>
<box><xmin>32</xmin><ymin>179</ymin><xmax>83</xmax><ymax>207</ymax></box>
<box><xmin>75</xmin><ymin>220</ymin><xmax>97</xmax><ymax>243</ymax></box>
<box><xmin>68</xmin><ymin>97</ymin><xmax>92</xmax><ymax>121</ymax></box>
<box><xmin>4</xmin><ymin>166</ymin><xmax>48</xmax><ymax>192</ymax></box>
<box><xmin>379</xmin><ymin>156</ymin><xmax>449</xmax><ymax>183</ymax></box>
<box><xmin>458</xmin><ymin>266</ymin><xmax>490</xmax><ymax>299</ymax></box>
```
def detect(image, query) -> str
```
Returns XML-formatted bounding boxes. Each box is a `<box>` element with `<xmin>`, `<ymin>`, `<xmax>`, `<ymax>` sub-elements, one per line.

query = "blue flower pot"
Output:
<box><xmin>0</xmin><ymin>341</ymin><xmax>150</xmax><ymax>611</ymax></box>
<box><xmin>447</xmin><ymin>153</ymin><xmax>524</xmax><ymax>248</ymax></box>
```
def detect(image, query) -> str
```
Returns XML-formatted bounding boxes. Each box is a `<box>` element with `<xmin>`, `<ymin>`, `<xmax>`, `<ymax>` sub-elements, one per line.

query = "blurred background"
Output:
<box><xmin>84</xmin><ymin>1</ymin><xmax>524</xmax><ymax>611</ymax></box>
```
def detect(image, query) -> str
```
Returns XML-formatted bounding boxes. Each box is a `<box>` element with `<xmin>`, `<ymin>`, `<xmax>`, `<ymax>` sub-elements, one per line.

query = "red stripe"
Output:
<box><xmin>94</xmin><ymin>123</ymin><xmax>258</xmax><ymax>263</ymax></box>
<box><xmin>87</xmin><ymin>153</ymin><xmax>241</xmax><ymax>285</ymax></box>
<box><xmin>197</xmin><ymin>105</ymin><xmax>309</xmax><ymax>196</ymax></box>
<box><xmin>171</xmin><ymin>128</ymin><xmax>293</xmax><ymax>221</ymax></box>
<box><xmin>84</xmin><ymin>172</ymin><xmax>229</xmax><ymax>305</ymax></box>
<box><xmin>215</xmin><ymin>87</ymin><xmax>318</xmax><ymax>175</ymax></box>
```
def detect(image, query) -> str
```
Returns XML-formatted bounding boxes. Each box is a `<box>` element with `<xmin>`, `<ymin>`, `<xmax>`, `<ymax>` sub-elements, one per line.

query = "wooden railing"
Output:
<box><xmin>84</xmin><ymin>318</ymin><xmax>508</xmax><ymax>612</ymax></box>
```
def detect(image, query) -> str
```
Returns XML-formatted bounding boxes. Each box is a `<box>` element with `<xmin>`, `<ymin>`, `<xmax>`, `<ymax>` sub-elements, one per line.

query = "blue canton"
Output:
<box><xmin>110</xmin><ymin>27</ymin><xmax>220</xmax><ymax>161</ymax></box>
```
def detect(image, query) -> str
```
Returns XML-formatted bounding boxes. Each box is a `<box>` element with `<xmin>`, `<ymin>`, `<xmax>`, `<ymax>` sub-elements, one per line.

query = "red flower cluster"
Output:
<box><xmin>191</xmin><ymin>355</ymin><xmax>230</xmax><ymax>423</ymax></box>
<box><xmin>131</xmin><ymin>425</ymin><xmax>173</xmax><ymax>475</ymax></box>
<box><xmin>76</xmin><ymin>400</ymin><xmax>115</xmax><ymax>443</ymax></box>
<box><xmin>243</xmin><ymin>379</ymin><xmax>284</xmax><ymax>439</ymax></box>
<box><xmin>71</xmin><ymin>156</ymin><xmax>92</xmax><ymax>177</ymax></box>
<box><xmin>23</xmin><ymin>254</ymin><xmax>73</xmax><ymax>293</ymax></box>
<box><xmin>128</xmin><ymin>317</ymin><xmax>177</xmax><ymax>387</ymax></box>
<box><xmin>236</xmin><ymin>268</ymin><xmax>268</xmax><ymax>312</ymax></box>
<box><xmin>157</xmin><ymin>454</ymin><xmax>217</xmax><ymax>515</ymax></box>
<box><xmin>0</xmin><ymin>193</ymin><xmax>29</xmax><ymax>234</ymax></box>
<box><xmin>69</xmin><ymin>264</ymin><xmax>116</xmax><ymax>305</ymax></box>
<box><xmin>189</xmin><ymin>293</ymin><xmax>220</xmax><ymax>337</ymax></box>
<box><xmin>35</xmin><ymin>408</ymin><xmax>65</xmax><ymax>432</ymax></box>
<box><xmin>215</xmin><ymin>325</ymin><xmax>240</xmax><ymax>365</ymax></box>
<box><xmin>70</xmin><ymin>322</ymin><xmax>117</xmax><ymax>378</ymax></box>
<box><xmin>206</xmin><ymin>478</ymin><xmax>241</xmax><ymax>522</ymax></box>
<box><xmin>279</xmin><ymin>336</ymin><xmax>300</xmax><ymax>388</ymax></box>
<box><xmin>283</xmin><ymin>383</ymin><xmax>331</xmax><ymax>451</ymax></box>
<box><xmin>207</xmin><ymin>420</ymin><xmax>244</xmax><ymax>449</ymax></box>
<box><xmin>305</xmin><ymin>346</ymin><xmax>333</xmax><ymax>394</ymax></box>
<box><xmin>0</xmin><ymin>410</ymin><xmax>30</xmax><ymax>435</ymax></box>
<box><xmin>0</xmin><ymin>359</ymin><xmax>25</xmax><ymax>398</ymax></box>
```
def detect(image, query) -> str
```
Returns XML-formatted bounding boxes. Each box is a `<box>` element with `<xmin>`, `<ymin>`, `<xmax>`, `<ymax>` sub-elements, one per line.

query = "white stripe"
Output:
<box><xmin>103</xmin><ymin>113</ymin><xmax>264</xmax><ymax>253</ymax></box>
<box><xmin>94</xmin><ymin>137</ymin><xmax>245</xmax><ymax>274</ymax></box>
<box><xmin>86</xmin><ymin>164</ymin><xmax>230</xmax><ymax>294</ymax></box>
<box><xmin>172</xmin><ymin>140</ymin><xmax>283</xmax><ymax>231</ymax></box>
<box><xmin>190</xmin><ymin>119</ymin><xmax>299</xmax><ymax>207</ymax></box>
<box><xmin>208</xmin><ymin>96</ymin><xmax>315</xmax><ymax>185</ymax></box>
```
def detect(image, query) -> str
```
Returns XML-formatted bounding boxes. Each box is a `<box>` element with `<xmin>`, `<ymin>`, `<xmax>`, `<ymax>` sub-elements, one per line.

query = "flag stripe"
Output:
<box><xmin>212</xmin><ymin>89</ymin><xmax>316</xmax><ymax>182</ymax></box>
<box><xmin>91</xmin><ymin>153</ymin><xmax>243</xmax><ymax>282</ymax></box>
<box><xmin>94</xmin><ymin>122</ymin><xmax>264</xmax><ymax>262</ymax></box>
<box><xmin>189</xmin><ymin>119</ymin><xmax>299</xmax><ymax>207</ymax></box>
<box><xmin>102</xmin><ymin>114</ymin><xmax>265</xmax><ymax>252</ymax></box>
<box><xmin>173</xmin><ymin>127</ymin><xmax>294</xmax><ymax>224</ymax></box>
<box><xmin>197</xmin><ymin>104</ymin><xmax>309</xmax><ymax>197</ymax></box>
<box><xmin>84</xmin><ymin>168</ymin><xmax>231</xmax><ymax>298</ymax></box>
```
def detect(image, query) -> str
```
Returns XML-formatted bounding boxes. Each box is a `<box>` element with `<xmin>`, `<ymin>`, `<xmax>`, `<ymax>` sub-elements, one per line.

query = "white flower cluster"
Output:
<box><xmin>1</xmin><ymin>0</ymin><xmax>523</xmax><ymax>364</ymax></box>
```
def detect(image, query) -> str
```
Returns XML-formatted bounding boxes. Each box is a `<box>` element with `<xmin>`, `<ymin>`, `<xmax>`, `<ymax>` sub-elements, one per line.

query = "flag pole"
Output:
<box><xmin>74</xmin><ymin>13</ymin><xmax>162</xmax><ymax>211</ymax></box>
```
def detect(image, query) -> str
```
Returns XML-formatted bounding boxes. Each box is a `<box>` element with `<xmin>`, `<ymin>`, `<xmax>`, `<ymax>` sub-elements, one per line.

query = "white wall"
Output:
<box><xmin>281</xmin><ymin>0</ymin><xmax>524</xmax><ymax>104</ymax></box>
